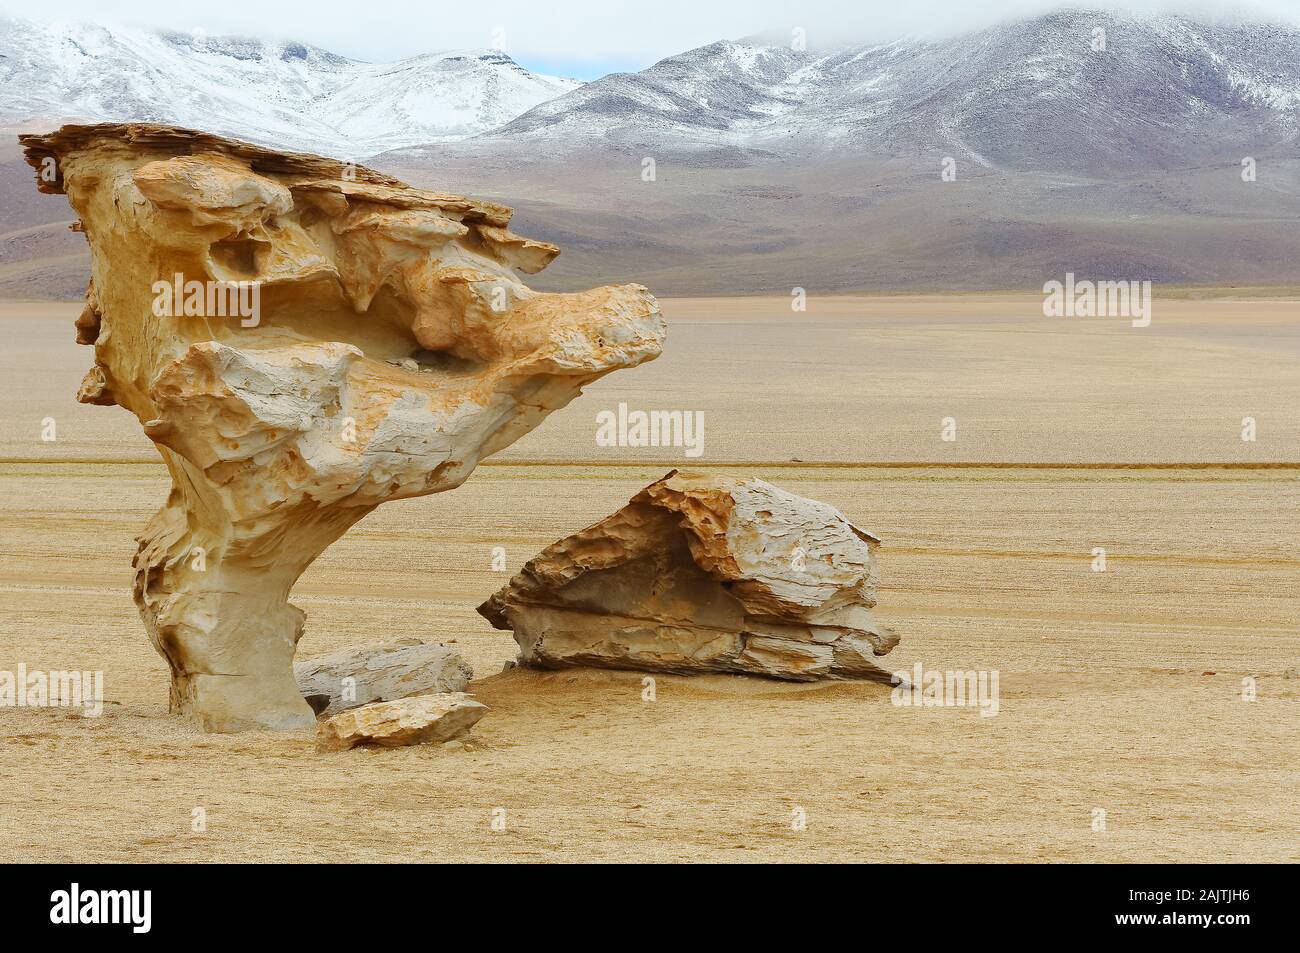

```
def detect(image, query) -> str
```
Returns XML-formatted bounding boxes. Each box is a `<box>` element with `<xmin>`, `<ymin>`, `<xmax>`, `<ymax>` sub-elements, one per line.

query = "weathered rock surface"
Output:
<box><xmin>294</xmin><ymin>639</ymin><xmax>472</xmax><ymax>716</ymax></box>
<box><xmin>479</xmin><ymin>470</ymin><xmax>899</xmax><ymax>681</ymax></box>
<box><xmin>23</xmin><ymin>123</ymin><xmax>664</xmax><ymax>732</ymax></box>
<box><xmin>317</xmin><ymin>692</ymin><xmax>487</xmax><ymax>751</ymax></box>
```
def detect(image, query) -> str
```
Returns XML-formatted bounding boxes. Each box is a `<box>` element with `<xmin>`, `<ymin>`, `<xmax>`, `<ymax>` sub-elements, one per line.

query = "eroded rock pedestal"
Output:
<box><xmin>23</xmin><ymin>123</ymin><xmax>664</xmax><ymax>731</ymax></box>
<box><xmin>480</xmin><ymin>470</ymin><xmax>899</xmax><ymax>681</ymax></box>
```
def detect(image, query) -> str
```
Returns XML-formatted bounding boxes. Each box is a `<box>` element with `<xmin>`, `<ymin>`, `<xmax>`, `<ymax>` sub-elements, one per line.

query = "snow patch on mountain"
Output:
<box><xmin>481</xmin><ymin>9</ymin><xmax>1300</xmax><ymax>173</ymax></box>
<box><xmin>0</xmin><ymin>16</ymin><xmax>581</xmax><ymax>155</ymax></box>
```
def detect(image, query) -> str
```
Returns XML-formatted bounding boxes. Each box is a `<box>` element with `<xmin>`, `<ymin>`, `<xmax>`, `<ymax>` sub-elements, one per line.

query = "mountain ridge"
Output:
<box><xmin>0</xmin><ymin>15</ymin><xmax>582</xmax><ymax>155</ymax></box>
<box><xmin>3</xmin><ymin>8</ymin><xmax>1299</xmax><ymax>299</ymax></box>
<box><xmin>476</xmin><ymin>9</ymin><xmax>1300</xmax><ymax>174</ymax></box>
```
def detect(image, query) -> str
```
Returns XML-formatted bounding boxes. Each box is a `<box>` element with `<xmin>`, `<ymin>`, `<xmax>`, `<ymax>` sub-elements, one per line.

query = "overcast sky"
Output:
<box><xmin>3</xmin><ymin>0</ymin><xmax>1297</xmax><ymax>78</ymax></box>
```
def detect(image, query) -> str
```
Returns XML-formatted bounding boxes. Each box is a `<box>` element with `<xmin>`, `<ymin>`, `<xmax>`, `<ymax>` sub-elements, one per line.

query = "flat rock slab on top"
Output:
<box><xmin>294</xmin><ymin>639</ymin><xmax>472</xmax><ymax>716</ymax></box>
<box><xmin>479</xmin><ymin>469</ymin><xmax>900</xmax><ymax>682</ymax></box>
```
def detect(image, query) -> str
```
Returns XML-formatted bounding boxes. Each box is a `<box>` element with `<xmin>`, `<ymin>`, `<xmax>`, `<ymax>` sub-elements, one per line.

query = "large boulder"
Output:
<box><xmin>21</xmin><ymin>123</ymin><xmax>664</xmax><ymax>731</ymax></box>
<box><xmin>479</xmin><ymin>470</ymin><xmax>899</xmax><ymax>681</ymax></box>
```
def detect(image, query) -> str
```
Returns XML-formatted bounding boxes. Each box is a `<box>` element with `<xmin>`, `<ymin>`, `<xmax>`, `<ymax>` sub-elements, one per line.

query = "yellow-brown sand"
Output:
<box><xmin>5</xmin><ymin>296</ymin><xmax>1298</xmax><ymax>464</ymax></box>
<box><xmin>0</xmin><ymin>298</ymin><xmax>1296</xmax><ymax>862</ymax></box>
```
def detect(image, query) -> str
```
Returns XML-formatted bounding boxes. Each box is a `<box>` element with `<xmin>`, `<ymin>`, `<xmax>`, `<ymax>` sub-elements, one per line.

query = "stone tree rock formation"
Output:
<box><xmin>480</xmin><ymin>470</ymin><xmax>899</xmax><ymax>681</ymax></box>
<box><xmin>22</xmin><ymin>123</ymin><xmax>665</xmax><ymax>732</ymax></box>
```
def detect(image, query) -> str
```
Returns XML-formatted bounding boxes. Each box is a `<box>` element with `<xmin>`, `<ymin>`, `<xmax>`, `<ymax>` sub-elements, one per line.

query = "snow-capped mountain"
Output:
<box><xmin>5</xmin><ymin>10</ymin><xmax>1296</xmax><ymax>168</ymax></box>
<box><xmin>5</xmin><ymin>7</ymin><xmax>1300</xmax><ymax>301</ymax></box>
<box><xmin>489</xmin><ymin>10</ymin><xmax>1300</xmax><ymax>172</ymax></box>
<box><xmin>0</xmin><ymin>17</ymin><xmax>581</xmax><ymax>155</ymax></box>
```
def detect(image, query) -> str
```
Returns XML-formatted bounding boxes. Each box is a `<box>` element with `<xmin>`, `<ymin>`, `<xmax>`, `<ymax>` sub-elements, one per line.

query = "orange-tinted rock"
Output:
<box><xmin>22</xmin><ymin>122</ymin><xmax>664</xmax><ymax>731</ymax></box>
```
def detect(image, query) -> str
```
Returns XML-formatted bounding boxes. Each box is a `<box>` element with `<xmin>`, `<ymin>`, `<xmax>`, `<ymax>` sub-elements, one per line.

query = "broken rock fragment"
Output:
<box><xmin>294</xmin><ymin>639</ymin><xmax>472</xmax><ymax>716</ymax></box>
<box><xmin>479</xmin><ymin>470</ymin><xmax>899</xmax><ymax>682</ymax></box>
<box><xmin>317</xmin><ymin>693</ymin><xmax>487</xmax><ymax>751</ymax></box>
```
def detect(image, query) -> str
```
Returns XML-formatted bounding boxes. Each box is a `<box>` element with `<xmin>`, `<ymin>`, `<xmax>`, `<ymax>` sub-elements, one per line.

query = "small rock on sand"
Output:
<box><xmin>317</xmin><ymin>692</ymin><xmax>487</xmax><ymax>751</ymax></box>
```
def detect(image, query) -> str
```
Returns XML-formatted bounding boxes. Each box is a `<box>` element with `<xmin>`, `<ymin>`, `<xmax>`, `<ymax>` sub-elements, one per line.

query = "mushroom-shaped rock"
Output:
<box><xmin>479</xmin><ymin>470</ymin><xmax>899</xmax><ymax>682</ymax></box>
<box><xmin>22</xmin><ymin>123</ymin><xmax>664</xmax><ymax>731</ymax></box>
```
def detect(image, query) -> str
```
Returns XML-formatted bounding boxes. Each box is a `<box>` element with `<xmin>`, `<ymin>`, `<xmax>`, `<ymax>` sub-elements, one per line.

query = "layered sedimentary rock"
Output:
<box><xmin>317</xmin><ymin>692</ymin><xmax>487</xmax><ymax>751</ymax></box>
<box><xmin>480</xmin><ymin>470</ymin><xmax>899</xmax><ymax>681</ymax></box>
<box><xmin>295</xmin><ymin>639</ymin><xmax>472</xmax><ymax>716</ymax></box>
<box><xmin>23</xmin><ymin>123</ymin><xmax>664</xmax><ymax>732</ymax></box>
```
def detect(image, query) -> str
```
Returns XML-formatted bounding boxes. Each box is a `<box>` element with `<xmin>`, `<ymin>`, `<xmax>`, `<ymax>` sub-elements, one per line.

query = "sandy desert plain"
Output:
<box><xmin>0</xmin><ymin>293</ymin><xmax>1296</xmax><ymax>862</ymax></box>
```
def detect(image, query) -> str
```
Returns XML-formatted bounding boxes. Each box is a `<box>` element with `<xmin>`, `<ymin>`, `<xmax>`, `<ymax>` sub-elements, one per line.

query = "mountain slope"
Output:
<box><xmin>376</xmin><ymin>9</ymin><xmax>1300</xmax><ymax>296</ymax></box>
<box><xmin>496</xmin><ymin>41</ymin><xmax>810</xmax><ymax>142</ymax></box>
<box><xmin>490</xmin><ymin>10</ymin><xmax>1300</xmax><ymax>173</ymax></box>
<box><xmin>0</xmin><ymin>17</ymin><xmax>581</xmax><ymax>155</ymax></box>
<box><xmin>5</xmin><ymin>8</ymin><xmax>1300</xmax><ymax>300</ymax></box>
